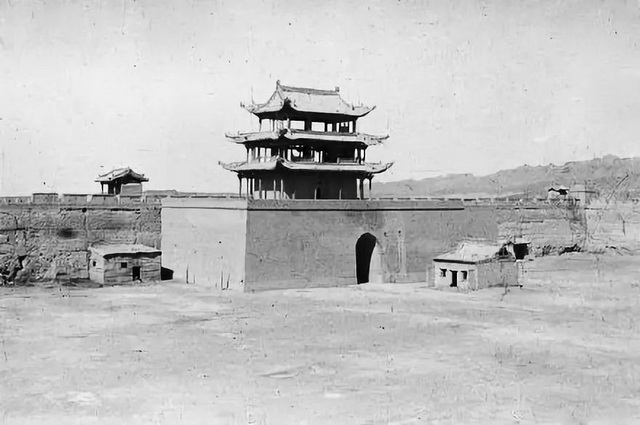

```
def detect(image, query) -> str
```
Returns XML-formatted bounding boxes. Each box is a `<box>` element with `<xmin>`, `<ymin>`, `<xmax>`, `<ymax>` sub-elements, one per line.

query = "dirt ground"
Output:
<box><xmin>2</xmin><ymin>254</ymin><xmax>640</xmax><ymax>425</ymax></box>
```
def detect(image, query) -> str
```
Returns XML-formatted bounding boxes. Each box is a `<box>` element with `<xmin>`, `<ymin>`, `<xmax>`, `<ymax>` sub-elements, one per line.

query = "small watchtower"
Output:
<box><xmin>96</xmin><ymin>167</ymin><xmax>149</xmax><ymax>195</ymax></box>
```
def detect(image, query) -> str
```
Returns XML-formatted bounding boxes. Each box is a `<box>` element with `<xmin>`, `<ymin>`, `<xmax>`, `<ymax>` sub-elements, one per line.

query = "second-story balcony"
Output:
<box><xmin>219</xmin><ymin>156</ymin><xmax>394</xmax><ymax>176</ymax></box>
<box><xmin>226</xmin><ymin>128</ymin><xmax>388</xmax><ymax>147</ymax></box>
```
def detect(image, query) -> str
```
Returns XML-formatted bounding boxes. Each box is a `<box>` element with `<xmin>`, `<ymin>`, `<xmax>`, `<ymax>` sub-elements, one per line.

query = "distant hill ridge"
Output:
<box><xmin>374</xmin><ymin>155</ymin><xmax>640</xmax><ymax>199</ymax></box>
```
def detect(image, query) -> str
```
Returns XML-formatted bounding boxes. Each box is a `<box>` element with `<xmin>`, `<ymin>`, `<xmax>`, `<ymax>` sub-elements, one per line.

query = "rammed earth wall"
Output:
<box><xmin>0</xmin><ymin>194</ymin><xmax>161</xmax><ymax>282</ymax></box>
<box><xmin>5</xmin><ymin>192</ymin><xmax>638</xmax><ymax>289</ymax></box>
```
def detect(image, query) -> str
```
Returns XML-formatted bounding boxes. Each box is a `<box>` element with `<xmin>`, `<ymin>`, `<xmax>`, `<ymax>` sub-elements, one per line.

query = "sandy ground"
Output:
<box><xmin>1</xmin><ymin>254</ymin><xmax>640</xmax><ymax>425</ymax></box>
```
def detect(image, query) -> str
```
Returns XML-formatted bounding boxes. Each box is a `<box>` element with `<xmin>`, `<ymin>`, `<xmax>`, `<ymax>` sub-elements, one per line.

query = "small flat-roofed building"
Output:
<box><xmin>433</xmin><ymin>242</ymin><xmax>517</xmax><ymax>290</ymax></box>
<box><xmin>89</xmin><ymin>244</ymin><xmax>161</xmax><ymax>285</ymax></box>
<box><xmin>547</xmin><ymin>186</ymin><xmax>569</xmax><ymax>200</ymax></box>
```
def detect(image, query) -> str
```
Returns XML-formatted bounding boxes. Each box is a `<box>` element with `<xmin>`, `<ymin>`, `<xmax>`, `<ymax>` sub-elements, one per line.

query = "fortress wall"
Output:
<box><xmin>584</xmin><ymin>200</ymin><xmax>640</xmax><ymax>253</ymax></box>
<box><xmin>161</xmin><ymin>197</ymin><xmax>248</xmax><ymax>290</ymax></box>
<box><xmin>0</xmin><ymin>195</ymin><xmax>161</xmax><ymax>282</ymax></box>
<box><xmin>492</xmin><ymin>203</ymin><xmax>587</xmax><ymax>255</ymax></box>
<box><xmin>244</xmin><ymin>200</ymin><xmax>498</xmax><ymax>291</ymax></box>
<box><xmin>0</xmin><ymin>192</ymin><xmax>607</xmax><ymax>289</ymax></box>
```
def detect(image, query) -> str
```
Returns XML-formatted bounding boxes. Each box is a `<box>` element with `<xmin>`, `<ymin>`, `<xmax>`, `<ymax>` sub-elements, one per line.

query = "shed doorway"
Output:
<box><xmin>356</xmin><ymin>233</ymin><xmax>379</xmax><ymax>284</ymax></box>
<box><xmin>132</xmin><ymin>266</ymin><xmax>141</xmax><ymax>281</ymax></box>
<box><xmin>450</xmin><ymin>270</ymin><xmax>458</xmax><ymax>287</ymax></box>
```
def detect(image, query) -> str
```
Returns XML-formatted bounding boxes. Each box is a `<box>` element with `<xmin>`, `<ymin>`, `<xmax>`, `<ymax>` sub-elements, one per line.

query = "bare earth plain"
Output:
<box><xmin>2</xmin><ymin>254</ymin><xmax>640</xmax><ymax>425</ymax></box>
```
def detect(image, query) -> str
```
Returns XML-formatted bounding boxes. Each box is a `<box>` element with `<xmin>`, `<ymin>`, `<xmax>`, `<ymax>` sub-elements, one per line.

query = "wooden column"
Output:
<box><xmin>281</xmin><ymin>177</ymin><xmax>284</xmax><ymax>199</ymax></box>
<box><xmin>273</xmin><ymin>176</ymin><xmax>277</xmax><ymax>199</ymax></box>
<box><xmin>368</xmin><ymin>178</ymin><xmax>372</xmax><ymax>199</ymax></box>
<box><xmin>238</xmin><ymin>176</ymin><xmax>242</xmax><ymax>197</ymax></box>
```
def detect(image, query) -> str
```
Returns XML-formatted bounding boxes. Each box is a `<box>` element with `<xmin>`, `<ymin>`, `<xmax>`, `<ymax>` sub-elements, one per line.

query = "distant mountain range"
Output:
<box><xmin>374</xmin><ymin>155</ymin><xmax>640</xmax><ymax>199</ymax></box>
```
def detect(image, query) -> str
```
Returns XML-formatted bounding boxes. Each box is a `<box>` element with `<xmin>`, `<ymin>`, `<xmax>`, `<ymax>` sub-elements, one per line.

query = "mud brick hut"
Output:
<box><xmin>89</xmin><ymin>244</ymin><xmax>161</xmax><ymax>285</ymax></box>
<box><xmin>433</xmin><ymin>242</ymin><xmax>517</xmax><ymax>290</ymax></box>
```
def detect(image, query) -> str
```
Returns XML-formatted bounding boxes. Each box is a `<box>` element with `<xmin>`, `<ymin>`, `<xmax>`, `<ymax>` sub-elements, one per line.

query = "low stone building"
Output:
<box><xmin>89</xmin><ymin>244</ymin><xmax>161</xmax><ymax>285</ymax></box>
<box><xmin>432</xmin><ymin>242</ymin><xmax>517</xmax><ymax>290</ymax></box>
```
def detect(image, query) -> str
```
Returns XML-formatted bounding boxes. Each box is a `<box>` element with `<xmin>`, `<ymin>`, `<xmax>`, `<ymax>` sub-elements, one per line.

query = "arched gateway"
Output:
<box><xmin>355</xmin><ymin>233</ymin><xmax>380</xmax><ymax>284</ymax></box>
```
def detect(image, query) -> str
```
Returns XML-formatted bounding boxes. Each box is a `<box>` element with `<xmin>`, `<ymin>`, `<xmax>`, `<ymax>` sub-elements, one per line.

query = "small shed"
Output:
<box><xmin>433</xmin><ymin>242</ymin><xmax>517</xmax><ymax>290</ymax></box>
<box><xmin>547</xmin><ymin>186</ymin><xmax>569</xmax><ymax>200</ymax></box>
<box><xmin>89</xmin><ymin>244</ymin><xmax>161</xmax><ymax>285</ymax></box>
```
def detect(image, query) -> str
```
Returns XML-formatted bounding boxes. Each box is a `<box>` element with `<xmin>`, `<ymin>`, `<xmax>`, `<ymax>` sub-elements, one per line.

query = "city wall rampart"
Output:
<box><xmin>2</xmin><ymin>193</ymin><xmax>637</xmax><ymax>287</ymax></box>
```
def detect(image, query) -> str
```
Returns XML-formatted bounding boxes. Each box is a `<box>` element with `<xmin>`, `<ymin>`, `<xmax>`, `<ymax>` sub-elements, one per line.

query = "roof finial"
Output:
<box><xmin>276</xmin><ymin>79</ymin><xmax>281</xmax><ymax>87</ymax></box>
<box><xmin>335</xmin><ymin>86</ymin><xmax>340</xmax><ymax>92</ymax></box>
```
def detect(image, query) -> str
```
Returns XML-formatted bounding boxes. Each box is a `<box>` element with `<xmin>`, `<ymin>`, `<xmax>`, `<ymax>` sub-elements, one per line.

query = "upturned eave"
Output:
<box><xmin>224</xmin><ymin>129</ymin><xmax>388</xmax><ymax>146</ymax></box>
<box><xmin>219</xmin><ymin>158</ymin><xmax>393</xmax><ymax>175</ymax></box>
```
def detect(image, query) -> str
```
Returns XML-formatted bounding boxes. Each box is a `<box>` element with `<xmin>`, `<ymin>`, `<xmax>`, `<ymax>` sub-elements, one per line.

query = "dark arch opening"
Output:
<box><xmin>355</xmin><ymin>233</ymin><xmax>377</xmax><ymax>284</ymax></box>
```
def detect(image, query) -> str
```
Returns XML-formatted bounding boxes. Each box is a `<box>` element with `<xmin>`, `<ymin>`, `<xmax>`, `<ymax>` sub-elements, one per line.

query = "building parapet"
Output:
<box><xmin>0</xmin><ymin>193</ymin><xmax>163</xmax><ymax>207</ymax></box>
<box><xmin>0</xmin><ymin>193</ymin><xmax>585</xmax><ymax>208</ymax></box>
<box><xmin>162</xmin><ymin>196</ymin><xmax>248</xmax><ymax>210</ymax></box>
<box><xmin>0</xmin><ymin>196</ymin><xmax>33</xmax><ymax>205</ymax></box>
<box><xmin>32</xmin><ymin>193</ymin><xmax>61</xmax><ymax>204</ymax></box>
<box><xmin>248</xmin><ymin>198</ymin><xmax>465</xmax><ymax>211</ymax></box>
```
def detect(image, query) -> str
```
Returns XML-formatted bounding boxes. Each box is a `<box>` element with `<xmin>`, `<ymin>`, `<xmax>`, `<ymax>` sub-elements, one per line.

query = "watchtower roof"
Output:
<box><xmin>95</xmin><ymin>167</ymin><xmax>149</xmax><ymax>184</ymax></box>
<box><xmin>242</xmin><ymin>80</ymin><xmax>375</xmax><ymax>120</ymax></box>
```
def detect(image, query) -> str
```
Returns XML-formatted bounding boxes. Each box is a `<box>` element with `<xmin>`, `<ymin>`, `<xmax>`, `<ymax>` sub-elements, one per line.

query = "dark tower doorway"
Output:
<box><xmin>132</xmin><ymin>266</ymin><xmax>141</xmax><ymax>281</ymax></box>
<box><xmin>355</xmin><ymin>233</ymin><xmax>377</xmax><ymax>284</ymax></box>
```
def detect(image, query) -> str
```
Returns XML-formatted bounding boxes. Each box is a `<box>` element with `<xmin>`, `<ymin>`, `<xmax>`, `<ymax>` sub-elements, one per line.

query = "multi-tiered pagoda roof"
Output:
<box><xmin>220</xmin><ymin>81</ymin><xmax>393</xmax><ymax>200</ymax></box>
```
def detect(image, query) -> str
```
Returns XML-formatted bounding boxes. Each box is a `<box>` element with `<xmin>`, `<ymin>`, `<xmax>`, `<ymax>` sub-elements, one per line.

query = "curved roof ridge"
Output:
<box><xmin>242</xmin><ymin>81</ymin><xmax>374</xmax><ymax>118</ymax></box>
<box><xmin>277</xmin><ymin>80</ymin><xmax>340</xmax><ymax>96</ymax></box>
<box><xmin>95</xmin><ymin>167</ymin><xmax>148</xmax><ymax>183</ymax></box>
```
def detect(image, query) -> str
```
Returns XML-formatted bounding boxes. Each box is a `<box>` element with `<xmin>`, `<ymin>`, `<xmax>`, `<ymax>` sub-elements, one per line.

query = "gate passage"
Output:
<box><xmin>355</xmin><ymin>233</ymin><xmax>377</xmax><ymax>284</ymax></box>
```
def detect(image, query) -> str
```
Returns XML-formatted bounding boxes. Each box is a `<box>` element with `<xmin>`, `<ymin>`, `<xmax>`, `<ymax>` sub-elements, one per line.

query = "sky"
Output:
<box><xmin>1</xmin><ymin>0</ymin><xmax>640</xmax><ymax>195</ymax></box>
